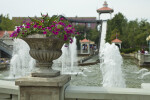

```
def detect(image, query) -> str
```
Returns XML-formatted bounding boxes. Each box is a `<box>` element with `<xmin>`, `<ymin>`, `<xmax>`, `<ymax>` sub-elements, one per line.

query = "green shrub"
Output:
<box><xmin>120</xmin><ymin>48</ymin><xmax>136</xmax><ymax>53</ymax></box>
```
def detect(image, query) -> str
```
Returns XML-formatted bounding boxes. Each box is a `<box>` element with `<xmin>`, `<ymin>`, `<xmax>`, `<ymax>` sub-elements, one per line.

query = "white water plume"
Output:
<box><xmin>53</xmin><ymin>37</ymin><xmax>80</xmax><ymax>75</ymax></box>
<box><xmin>7</xmin><ymin>39</ymin><xmax>35</xmax><ymax>79</ymax></box>
<box><xmin>141</xmin><ymin>72</ymin><xmax>150</xmax><ymax>79</ymax></box>
<box><xmin>134</xmin><ymin>68</ymin><xmax>148</xmax><ymax>74</ymax></box>
<box><xmin>99</xmin><ymin>21</ymin><xmax>126</xmax><ymax>88</ymax></box>
<box><xmin>69</xmin><ymin>37</ymin><xmax>78</xmax><ymax>71</ymax></box>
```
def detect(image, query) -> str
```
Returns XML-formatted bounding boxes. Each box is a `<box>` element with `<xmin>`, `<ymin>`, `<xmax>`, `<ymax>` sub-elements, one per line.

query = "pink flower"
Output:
<box><xmin>70</xmin><ymin>38</ymin><xmax>73</xmax><ymax>43</ymax></box>
<box><xmin>43</xmin><ymin>31</ymin><xmax>47</xmax><ymax>34</ymax></box>
<box><xmin>33</xmin><ymin>24</ymin><xmax>38</xmax><ymax>28</ymax></box>
<box><xmin>58</xmin><ymin>22</ymin><xmax>65</xmax><ymax>26</ymax></box>
<box><xmin>26</xmin><ymin>22</ymin><xmax>31</xmax><ymax>26</ymax></box>
<box><xmin>68</xmin><ymin>25</ymin><xmax>72</xmax><ymax>27</ymax></box>
<box><xmin>25</xmin><ymin>26</ymin><xmax>30</xmax><ymax>28</ymax></box>
<box><xmin>47</xmin><ymin>27</ymin><xmax>51</xmax><ymax>29</ymax></box>
<box><xmin>53</xmin><ymin>21</ymin><xmax>57</xmax><ymax>23</ymax></box>
<box><xmin>60</xmin><ymin>18</ymin><xmax>64</xmax><ymax>20</ymax></box>
<box><xmin>42</xmin><ymin>28</ymin><xmax>45</xmax><ymax>30</ymax></box>
<box><xmin>50</xmin><ymin>25</ymin><xmax>54</xmax><ymax>28</ymax></box>
<box><xmin>20</xmin><ymin>25</ymin><xmax>24</xmax><ymax>28</ymax></box>
<box><xmin>64</xmin><ymin>35</ymin><xmax>67</xmax><ymax>41</ymax></box>
<box><xmin>77</xmin><ymin>32</ymin><xmax>80</xmax><ymax>34</ymax></box>
<box><xmin>52</xmin><ymin>31</ymin><xmax>58</xmax><ymax>35</ymax></box>
<box><xmin>57</xmin><ymin>29</ymin><xmax>60</xmax><ymax>31</ymax></box>
<box><xmin>38</xmin><ymin>26</ymin><xmax>42</xmax><ymax>28</ymax></box>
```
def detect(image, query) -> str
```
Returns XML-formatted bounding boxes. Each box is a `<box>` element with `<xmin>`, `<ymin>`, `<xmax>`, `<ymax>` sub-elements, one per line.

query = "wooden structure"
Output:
<box><xmin>97</xmin><ymin>1</ymin><xmax>114</xmax><ymax>20</ymax></box>
<box><xmin>80</xmin><ymin>39</ymin><xmax>90</xmax><ymax>54</ymax></box>
<box><xmin>111</xmin><ymin>38</ymin><xmax>122</xmax><ymax>49</ymax></box>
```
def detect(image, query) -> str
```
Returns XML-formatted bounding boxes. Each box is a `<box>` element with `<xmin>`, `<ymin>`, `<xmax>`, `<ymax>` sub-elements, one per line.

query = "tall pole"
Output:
<box><xmin>149</xmin><ymin>41</ymin><xmax>150</xmax><ymax>53</ymax></box>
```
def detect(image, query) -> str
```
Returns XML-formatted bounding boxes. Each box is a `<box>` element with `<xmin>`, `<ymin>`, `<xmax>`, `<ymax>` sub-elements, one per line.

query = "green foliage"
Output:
<box><xmin>120</xmin><ymin>48</ymin><xmax>136</xmax><ymax>53</ymax></box>
<box><xmin>106</xmin><ymin>12</ymin><xmax>150</xmax><ymax>50</ymax></box>
<box><xmin>0</xmin><ymin>14</ymin><xmax>15</xmax><ymax>31</ymax></box>
<box><xmin>89</xmin><ymin>28</ymin><xmax>99</xmax><ymax>42</ymax></box>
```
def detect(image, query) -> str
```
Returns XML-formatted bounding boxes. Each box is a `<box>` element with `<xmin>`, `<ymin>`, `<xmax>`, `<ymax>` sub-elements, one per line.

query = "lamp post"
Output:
<box><xmin>148</xmin><ymin>40</ymin><xmax>150</xmax><ymax>54</ymax></box>
<box><xmin>146</xmin><ymin>35</ymin><xmax>150</xmax><ymax>53</ymax></box>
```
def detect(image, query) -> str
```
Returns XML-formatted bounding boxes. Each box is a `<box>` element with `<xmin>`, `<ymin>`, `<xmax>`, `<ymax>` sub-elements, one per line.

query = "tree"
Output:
<box><xmin>0</xmin><ymin>14</ymin><xmax>15</xmax><ymax>31</ymax></box>
<box><xmin>0</xmin><ymin>14</ymin><xmax>3</xmax><ymax>30</ymax></box>
<box><xmin>106</xmin><ymin>12</ymin><xmax>150</xmax><ymax>49</ymax></box>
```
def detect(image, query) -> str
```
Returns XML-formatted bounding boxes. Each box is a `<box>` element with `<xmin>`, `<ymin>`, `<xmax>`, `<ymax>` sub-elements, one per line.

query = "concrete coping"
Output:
<box><xmin>141</xmin><ymin>83</ymin><xmax>150</xmax><ymax>90</ymax></box>
<box><xmin>15</xmin><ymin>75</ymin><xmax>71</xmax><ymax>87</ymax></box>
<box><xmin>65</xmin><ymin>86</ymin><xmax>150</xmax><ymax>98</ymax></box>
<box><xmin>0</xmin><ymin>80</ymin><xmax>18</xmax><ymax>95</ymax></box>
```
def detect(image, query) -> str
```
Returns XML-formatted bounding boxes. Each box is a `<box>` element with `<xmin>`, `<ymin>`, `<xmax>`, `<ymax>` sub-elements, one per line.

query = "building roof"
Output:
<box><xmin>0</xmin><ymin>31</ymin><xmax>5</xmax><ymax>38</ymax></box>
<box><xmin>80</xmin><ymin>39</ymin><xmax>90</xmax><ymax>43</ymax></box>
<box><xmin>0</xmin><ymin>31</ymin><xmax>14</xmax><ymax>38</ymax></box>
<box><xmin>112</xmin><ymin>38</ymin><xmax>122</xmax><ymax>43</ymax></box>
<box><xmin>97</xmin><ymin>1</ymin><xmax>114</xmax><ymax>13</ymax></box>
<box><xmin>12</xmin><ymin>17</ymin><xmax>97</xmax><ymax>25</ymax></box>
<box><xmin>7</xmin><ymin>31</ymin><xmax>14</xmax><ymax>35</ymax></box>
<box><xmin>97</xmin><ymin>7</ymin><xmax>113</xmax><ymax>11</ymax></box>
<box><xmin>90</xmin><ymin>40</ymin><xmax>95</xmax><ymax>44</ymax></box>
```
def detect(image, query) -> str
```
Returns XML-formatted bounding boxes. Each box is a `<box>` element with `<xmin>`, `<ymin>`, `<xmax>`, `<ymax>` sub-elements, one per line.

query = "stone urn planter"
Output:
<box><xmin>22</xmin><ymin>34</ymin><xmax>64</xmax><ymax>77</ymax></box>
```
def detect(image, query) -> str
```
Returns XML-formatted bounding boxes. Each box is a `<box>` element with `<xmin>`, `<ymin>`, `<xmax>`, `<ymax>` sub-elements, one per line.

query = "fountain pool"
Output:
<box><xmin>1</xmin><ymin>57</ymin><xmax>150</xmax><ymax>88</ymax></box>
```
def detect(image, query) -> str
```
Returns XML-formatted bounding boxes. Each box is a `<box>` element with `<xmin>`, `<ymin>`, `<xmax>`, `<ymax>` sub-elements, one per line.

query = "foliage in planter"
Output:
<box><xmin>120</xmin><ymin>48</ymin><xmax>136</xmax><ymax>53</ymax></box>
<box><xmin>10</xmin><ymin>14</ymin><xmax>79</xmax><ymax>44</ymax></box>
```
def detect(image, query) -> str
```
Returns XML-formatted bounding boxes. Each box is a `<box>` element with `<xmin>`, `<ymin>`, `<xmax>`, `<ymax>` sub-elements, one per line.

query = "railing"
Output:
<box><xmin>0</xmin><ymin>40</ymin><xmax>13</xmax><ymax>56</ymax></box>
<box><xmin>65</xmin><ymin>86</ymin><xmax>150</xmax><ymax>100</ymax></box>
<box><xmin>134</xmin><ymin>53</ymin><xmax>150</xmax><ymax>66</ymax></box>
<box><xmin>0</xmin><ymin>80</ymin><xmax>150</xmax><ymax>100</ymax></box>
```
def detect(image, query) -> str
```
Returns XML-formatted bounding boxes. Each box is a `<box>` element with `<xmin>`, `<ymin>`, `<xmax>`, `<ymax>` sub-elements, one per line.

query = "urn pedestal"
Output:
<box><xmin>15</xmin><ymin>34</ymin><xmax>71</xmax><ymax>100</ymax></box>
<box><xmin>16</xmin><ymin>75</ymin><xmax>71</xmax><ymax>100</ymax></box>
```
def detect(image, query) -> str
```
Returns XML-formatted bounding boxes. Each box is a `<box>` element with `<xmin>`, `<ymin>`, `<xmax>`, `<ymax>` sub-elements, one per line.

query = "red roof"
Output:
<box><xmin>7</xmin><ymin>31</ymin><xmax>14</xmax><ymax>35</ymax></box>
<box><xmin>97</xmin><ymin>1</ymin><xmax>114</xmax><ymax>13</ymax></box>
<box><xmin>112</xmin><ymin>39</ymin><xmax>122</xmax><ymax>43</ymax></box>
<box><xmin>0</xmin><ymin>31</ymin><xmax>5</xmax><ymax>38</ymax></box>
<box><xmin>97</xmin><ymin>7</ymin><xmax>113</xmax><ymax>11</ymax></box>
<box><xmin>0</xmin><ymin>31</ymin><xmax>14</xmax><ymax>38</ymax></box>
<box><xmin>80</xmin><ymin>39</ymin><xmax>90</xmax><ymax>43</ymax></box>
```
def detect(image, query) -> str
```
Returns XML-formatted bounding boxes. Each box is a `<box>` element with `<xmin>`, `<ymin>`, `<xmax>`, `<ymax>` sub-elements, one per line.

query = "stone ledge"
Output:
<box><xmin>0</xmin><ymin>80</ymin><xmax>18</xmax><ymax>95</ymax></box>
<box><xmin>0</xmin><ymin>93</ymin><xmax>10</xmax><ymax>99</ymax></box>
<box><xmin>65</xmin><ymin>86</ymin><xmax>150</xmax><ymax>100</ymax></box>
<box><xmin>0</xmin><ymin>99</ymin><xmax>11</xmax><ymax>100</ymax></box>
<box><xmin>15</xmin><ymin>75</ymin><xmax>71</xmax><ymax>87</ymax></box>
<box><xmin>141</xmin><ymin>83</ymin><xmax>150</xmax><ymax>89</ymax></box>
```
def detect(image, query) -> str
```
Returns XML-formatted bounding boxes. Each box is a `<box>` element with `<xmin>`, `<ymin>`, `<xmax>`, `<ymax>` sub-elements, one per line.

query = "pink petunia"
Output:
<box><xmin>33</xmin><ymin>24</ymin><xmax>38</xmax><ymax>28</ymax></box>
<box><xmin>43</xmin><ymin>31</ymin><xmax>47</xmax><ymax>34</ymax></box>
<box><xmin>38</xmin><ymin>26</ymin><xmax>42</xmax><ymax>28</ymax></box>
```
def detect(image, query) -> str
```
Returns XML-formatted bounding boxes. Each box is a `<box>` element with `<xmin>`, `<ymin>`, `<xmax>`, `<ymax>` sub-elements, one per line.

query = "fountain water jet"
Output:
<box><xmin>69</xmin><ymin>37</ymin><xmax>78</xmax><ymax>72</ymax></box>
<box><xmin>7</xmin><ymin>39</ymin><xmax>35</xmax><ymax>79</ymax></box>
<box><xmin>53</xmin><ymin>37</ymin><xmax>81</xmax><ymax>75</ymax></box>
<box><xmin>99</xmin><ymin>21</ymin><xmax>126</xmax><ymax>87</ymax></box>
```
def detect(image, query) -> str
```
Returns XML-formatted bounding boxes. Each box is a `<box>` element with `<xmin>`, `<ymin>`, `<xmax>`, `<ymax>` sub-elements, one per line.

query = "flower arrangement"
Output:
<box><xmin>10</xmin><ymin>14</ymin><xmax>79</xmax><ymax>44</ymax></box>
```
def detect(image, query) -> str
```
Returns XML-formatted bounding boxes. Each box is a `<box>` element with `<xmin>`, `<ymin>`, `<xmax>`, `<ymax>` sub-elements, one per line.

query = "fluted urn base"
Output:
<box><xmin>32</xmin><ymin>66</ymin><xmax>60</xmax><ymax>77</ymax></box>
<box><xmin>22</xmin><ymin>34</ymin><xmax>64</xmax><ymax>77</ymax></box>
<box><xmin>32</xmin><ymin>62</ymin><xmax>60</xmax><ymax>77</ymax></box>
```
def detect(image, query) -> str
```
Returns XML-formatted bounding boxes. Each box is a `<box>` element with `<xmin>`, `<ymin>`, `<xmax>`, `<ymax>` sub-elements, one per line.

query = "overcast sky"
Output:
<box><xmin>0</xmin><ymin>0</ymin><xmax>150</xmax><ymax>22</ymax></box>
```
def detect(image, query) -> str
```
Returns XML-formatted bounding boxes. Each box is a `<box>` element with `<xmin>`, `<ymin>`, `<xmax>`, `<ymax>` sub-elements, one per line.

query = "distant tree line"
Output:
<box><xmin>0</xmin><ymin>14</ymin><xmax>15</xmax><ymax>31</ymax></box>
<box><xmin>106</xmin><ymin>12</ymin><xmax>150</xmax><ymax>51</ymax></box>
